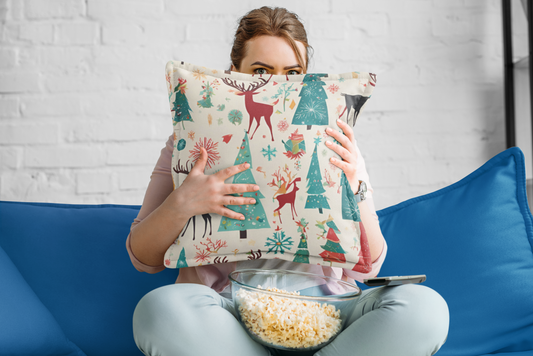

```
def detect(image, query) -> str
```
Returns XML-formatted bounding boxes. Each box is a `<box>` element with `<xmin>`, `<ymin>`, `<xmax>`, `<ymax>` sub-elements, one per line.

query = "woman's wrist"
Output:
<box><xmin>349</xmin><ymin>178</ymin><xmax>360</xmax><ymax>195</ymax></box>
<box><xmin>165</xmin><ymin>187</ymin><xmax>194</xmax><ymax>223</ymax></box>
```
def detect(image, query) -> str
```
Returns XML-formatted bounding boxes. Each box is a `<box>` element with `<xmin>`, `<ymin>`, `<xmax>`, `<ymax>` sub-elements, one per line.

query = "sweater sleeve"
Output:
<box><xmin>126</xmin><ymin>134</ymin><xmax>174</xmax><ymax>273</ymax></box>
<box><xmin>341</xmin><ymin>137</ymin><xmax>386</xmax><ymax>282</ymax></box>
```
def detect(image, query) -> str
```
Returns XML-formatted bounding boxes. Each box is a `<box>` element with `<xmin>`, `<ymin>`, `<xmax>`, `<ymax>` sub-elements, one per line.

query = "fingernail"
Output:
<box><xmin>240</xmin><ymin>215</ymin><xmax>245</xmax><ymax>220</ymax></box>
<box><xmin>254</xmin><ymin>185</ymin><xmax>259</xmax><ymax>190</ymax></box>
<box><xmin>250</xmin><ymin>199</ymin><xmax>256</xmax><ymax>204</ymax></box>
<box><xmin>326</xmin><ymin>127</ymin><xmax>331</xmax><ymax>132</ymax></box>
<box><xmin>325</xmin><ymin>141</ymin><xmax>331</xmax><ymax>145</ymax></box>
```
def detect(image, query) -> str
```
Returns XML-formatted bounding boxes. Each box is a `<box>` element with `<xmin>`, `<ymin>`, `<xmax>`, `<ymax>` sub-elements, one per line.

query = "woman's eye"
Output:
<box><xmin>254</xmin><ymin>68</ymin><xmax>268</xmax><ymax>75</ymax></box>
<box><xmin>287</xmin><ymin>70</ymin><xmax>300</xmax><ymax>75</ymax></box>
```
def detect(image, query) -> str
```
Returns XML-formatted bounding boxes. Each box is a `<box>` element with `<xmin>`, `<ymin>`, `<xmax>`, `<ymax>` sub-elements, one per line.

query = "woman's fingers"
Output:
<box><xmin>223</xmin><ymin>180</ymin><xmax>259</xmax><ymax>195</ymax></box>
<box><xmin>325</xmin><ymin>126</ymin><xmax>351</xmax><ymax>150</ymax></box>
<box><xmin>325</xmin><ymin>139</ymin><xmax>350</xmax><ymax>160</ymax></box>
<box><xmin>190</xmin><ymin>147</ymin><xmax>208</xmax><ymax>174</ymax></box>
<box><xmin>217</xmin><ymin>206</ymin><xmax>246</xmax><ymax>220</ymax></box>
<box><xmin>222</xmin><ymin>194</ymin><xmax>257</xmax><ymax>206</ymax></box>
<box><xmin>216</xmin><ymin>161</ymin><xmax>251</xmax><ymax>181</ymax></box>
<box><xmin>325</xmin><ymin>119</ymin><xmax>358</xmax><ymax>178</ymax></box>
<box><xmin>336</xmin><ymin>118</ymin><xmax>355</xmax><ymax>141</ymax></box>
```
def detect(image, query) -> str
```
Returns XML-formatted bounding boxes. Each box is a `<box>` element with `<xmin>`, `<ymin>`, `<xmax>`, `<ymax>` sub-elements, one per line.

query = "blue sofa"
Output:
<box><xmin>1</xmin><ymin>147</ymin><xmax>533</xmax><ymax>356</ymax></box>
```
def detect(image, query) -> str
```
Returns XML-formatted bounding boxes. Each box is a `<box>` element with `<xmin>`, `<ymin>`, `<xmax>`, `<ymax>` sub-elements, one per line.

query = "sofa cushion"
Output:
<box><xmin>0</xmin><ymin>243</ymin><xmax>86</xmax><ymax>356</ymax></box>
<box><xmin>164</xmin><ymin>61</ymin><xmax>377</xmax><ymax>271</ymax></box>
<box><xmin>0</xmin><ymin>202</ymin><xmax>179</xmax><ymax>356</ymax></box>
<box><xmin>375</xmin><ymin>147</ymin><xmax>533</xmax><ymax>355</ymax></box>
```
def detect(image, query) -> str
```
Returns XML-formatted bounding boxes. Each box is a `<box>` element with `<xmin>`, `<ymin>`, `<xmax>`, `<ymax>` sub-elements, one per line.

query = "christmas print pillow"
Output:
<box><xmin>163</xmin><ymin>61</ymin><xmax>376</xmax><ymax>272</ymax></box>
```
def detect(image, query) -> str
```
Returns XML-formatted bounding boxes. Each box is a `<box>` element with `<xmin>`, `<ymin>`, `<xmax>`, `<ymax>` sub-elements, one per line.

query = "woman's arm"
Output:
<box><xmin>325</xmin><ymin>119</ymin><xmax>385</xmax><ymax>263</ymax></box>
<box><xmin>130</xmin><ymin>145</ymin><xmax>260</xmax><ymax>269</ymax></box>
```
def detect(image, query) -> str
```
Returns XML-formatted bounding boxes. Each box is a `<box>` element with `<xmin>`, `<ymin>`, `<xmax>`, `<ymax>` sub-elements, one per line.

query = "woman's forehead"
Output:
<box><xmin>243</xmin><ymin>35</ymin><xmax>306</xmax><ymax>67</ymax></box>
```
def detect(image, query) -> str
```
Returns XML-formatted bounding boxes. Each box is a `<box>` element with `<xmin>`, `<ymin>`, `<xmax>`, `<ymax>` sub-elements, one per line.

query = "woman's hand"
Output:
<box><xmin>325</xmin><ymin>119</ymin><xmax>360</xmax><ymax>192</ymax></box>
<box><xmin>170</xmin><ymin>147</ymin><xmax>260</xmax><ymax>221</ymax></box>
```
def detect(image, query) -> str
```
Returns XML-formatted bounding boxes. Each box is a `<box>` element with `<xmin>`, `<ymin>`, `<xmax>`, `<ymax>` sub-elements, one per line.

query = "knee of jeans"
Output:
<box><xmin>133</xmin><ymin>284</ymin><xmax>219</xmax><ymax>326</ymax></box>
<box><xmin>390</xmin><ymin>284</ymin><xmax>450</xmax><ymax>344</ymax></box>
<box><xmin>138</xmin><ymin>283</ymin><xmax>217</xmax><ymax>311</ymax></box>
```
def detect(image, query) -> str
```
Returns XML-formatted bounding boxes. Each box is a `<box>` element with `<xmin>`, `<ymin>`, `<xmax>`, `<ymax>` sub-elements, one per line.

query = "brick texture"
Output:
<box><xmin>0</xmin><ymin>0</ymin><xmax>512</xmax><ymax>209</ymax></box>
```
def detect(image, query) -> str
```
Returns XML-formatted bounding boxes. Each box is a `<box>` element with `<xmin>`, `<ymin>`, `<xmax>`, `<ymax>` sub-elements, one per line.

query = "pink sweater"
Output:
<box><xmin>126</xmin><ymin>135</ymin><xmax>387</xmax><ymax>293</ymax></box>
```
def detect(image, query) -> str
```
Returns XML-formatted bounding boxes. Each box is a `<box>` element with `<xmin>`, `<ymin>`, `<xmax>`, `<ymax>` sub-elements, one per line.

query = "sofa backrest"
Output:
<box><xmin>0</xmin><ymin>201</ymin><xmax>178</xmax><ymax>356</ymax></box>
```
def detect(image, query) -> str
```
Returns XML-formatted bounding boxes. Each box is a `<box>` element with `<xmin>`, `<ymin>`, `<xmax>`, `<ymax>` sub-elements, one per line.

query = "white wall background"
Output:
<box><xmin>0</xmin><ymin>0</ymin><xmax>527</xmax><ymax>210</ymax></box>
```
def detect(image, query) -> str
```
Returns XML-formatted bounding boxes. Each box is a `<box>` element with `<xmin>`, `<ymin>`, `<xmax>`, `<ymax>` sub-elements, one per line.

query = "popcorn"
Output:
<box><xmin>235</xmin><ymin>286</ymin><xmax>342</xmax><ymax>349</ymax></box>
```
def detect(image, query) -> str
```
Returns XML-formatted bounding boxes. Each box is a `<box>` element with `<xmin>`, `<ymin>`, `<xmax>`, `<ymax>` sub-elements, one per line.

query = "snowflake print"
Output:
<box><xmin>189</xmin><ymin>137</ymin><xmax>221</xmax><ymax>169</ymax></box>
<box><xmin>327</xmin><ymin>84</ymin><xmax>339</xmax><ymax>94</ymax></box>
<box><xmin>262</xmin><ymin>96</ymin><xmax>269</xmax><ymax>102</ymax></box>
<box><xmin>192</xmin><ymin>68</ymin><xmax>206</xmax><ymax>81</ymax></box>
<box><xmin>265</xmin><ymin>231</ymin><xmax>294</xmax><ymax>254</ymax></box>
<box><xmin>261</xmin><ymin>145</ymin><xmax>277</xmax><ymax>161</ymax></box>
<box><xmin>277</xmin><ymin>119</ymin><xmax>289</xmax><ymax>132</ymax></box>
<box><xmin>302</xmin><ymin>86</ymin><xmax>314</xmax><ymax>97</ymax></box>
<box><xmin>298</xmin><ymin>99</ymin><xmax>328</xmax><ymax>123</ymax></box>
<box><xmin>194</xmin><ymin>248</ymin><xmax>211</xmax><ymax>264</ymax></box>
<box><xmin>187</xmin><ymin>131</ymin><xmax>195</xmax><ymax>140</ymax></box>
<box><xmin>314</xmin><ymin>136</ymin><xmax>322</xmax><ymax>145</ymax></box>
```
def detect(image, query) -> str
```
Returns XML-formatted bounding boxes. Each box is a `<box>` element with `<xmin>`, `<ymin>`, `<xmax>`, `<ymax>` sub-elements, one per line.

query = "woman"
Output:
<box><xmin>128</xmin><ymin>6</ymin><xmax>449</xmax><ymax>356</ymax></box>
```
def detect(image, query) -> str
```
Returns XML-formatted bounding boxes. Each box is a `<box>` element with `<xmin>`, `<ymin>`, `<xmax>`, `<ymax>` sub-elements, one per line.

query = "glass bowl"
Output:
<box><xmin>229</xmin><ymin>269</ymin><xmax>361</xmax><ymax>352</ymax></box>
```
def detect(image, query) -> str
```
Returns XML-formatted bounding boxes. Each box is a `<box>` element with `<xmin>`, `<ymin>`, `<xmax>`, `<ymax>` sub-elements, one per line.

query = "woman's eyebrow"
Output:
<box><xmin>250</xmin><ymin>61</ymin><xmax>274</xmax><ymax>69</ymax></box>
<box><xmin>250</xmin><ymin>61</ymin><xmax>303</xmax><ymax>70</ymax></box>
<box><xmin>284</xmin><ymin>64</ymin><xmax>302</xmax><ymax>70</ymax></box>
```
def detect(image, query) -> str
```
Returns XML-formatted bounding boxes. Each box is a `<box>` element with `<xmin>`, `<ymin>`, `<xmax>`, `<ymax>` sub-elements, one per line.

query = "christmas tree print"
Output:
<box><xmin>176</xmin><ymin>248</ymin><xmax>188</xmax><ymax>268</ymax></box>
<box><xmin>265</xmin><ymin>229</ymin><xmax>294</xmax><ymax>254</ymax></box>
<box><xmin>341</xmin><ymin>172</ymin><xmax>361</xmax><ymax>221</ymax></box>
<box><xmin>319</xmin><ymin>219</ymin><xmax>347</xmax><ymax>265</ymax></box>
<box><xmin>293</xmin><ymin>218</ymin><xmax>310</xmax><ymax>264</ymax></box>
<box><xmin>351</xmin><ymin>222</ymin><xmax>372</xmax><ymax>273</ymax></box>
<box><xmin>304</xmin><ymin>144</ymin><xmax>330</xmax><ymax>214</ymax></box>
<box><xmin>197</xmin><ymin>81</ymin><xmax>215</xmax><ymax>108</ymax></box>
<box><xmin>218</xmin><ymin>131</ymin><xmax>270</xmax><ymax>239</ymax></box>
<box><xmin>171</xmin><ymin>79</ymin><xmax>193</xmax><ymax>129</ymax></box>
<box><xmin>292</xmin><ymin>73</ymin><xmax>329</xmax><ymax>130</ymax></box>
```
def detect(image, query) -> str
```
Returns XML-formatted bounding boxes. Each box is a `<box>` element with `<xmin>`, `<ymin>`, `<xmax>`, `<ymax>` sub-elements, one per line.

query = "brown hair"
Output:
<box><xmin>230</xmin><ymin>6</ymin><xmax>313</xmax><ymax>72</ymax></box>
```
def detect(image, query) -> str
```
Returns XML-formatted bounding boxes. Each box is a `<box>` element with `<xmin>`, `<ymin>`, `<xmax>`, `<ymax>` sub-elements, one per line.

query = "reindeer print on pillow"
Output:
<box><xmin>164</xmin><ymin>61</ymin><xmax>376</xmax><ymax>271</ymax></box>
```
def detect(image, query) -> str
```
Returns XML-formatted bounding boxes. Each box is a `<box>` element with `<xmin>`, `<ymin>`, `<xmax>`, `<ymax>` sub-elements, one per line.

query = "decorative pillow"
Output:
<box><xmin>163</xmin><ymin>61</ymin><xmax>376</xmax><ymax>271</ymax></box>
<box><xmin>375</xmin><ymin>147</ymin><xmax>533</xmax><ymax>355</ymax></box>
<box><xmin>0</xmin><ymin>243</ymin><xmax>86</xmax><ymax>356</ymax></box>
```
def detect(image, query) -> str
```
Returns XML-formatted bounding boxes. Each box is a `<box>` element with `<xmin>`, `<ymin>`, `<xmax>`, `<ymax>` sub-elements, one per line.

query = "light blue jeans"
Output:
<box><xmin>133</xmin><ymin>283</ymin><xmax>449</xmax><ymax>356</ymax></box>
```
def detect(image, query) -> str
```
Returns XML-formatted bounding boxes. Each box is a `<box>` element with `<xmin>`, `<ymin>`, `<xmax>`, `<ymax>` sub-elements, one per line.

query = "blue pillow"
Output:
<box><xmin>0</xmin><ymin>243</ymin><xmax>85</xmax><ymax>356</ymax></box>
<box><xmin>376</xmin><ymin>147</ymin><xmax>533</xmax><ymax>356</ymax></box>
<box><xmin>0</xmin><ymin>202</ymin><xmax>179</xmax><ymax>356</ymax></box>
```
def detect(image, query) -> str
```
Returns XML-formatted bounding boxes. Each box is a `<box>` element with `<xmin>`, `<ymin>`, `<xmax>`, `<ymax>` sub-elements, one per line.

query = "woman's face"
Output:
<box><xmin>233</xmin><ymin>35</ymin><xmax>306</xmax><ymax>76</ymax></box>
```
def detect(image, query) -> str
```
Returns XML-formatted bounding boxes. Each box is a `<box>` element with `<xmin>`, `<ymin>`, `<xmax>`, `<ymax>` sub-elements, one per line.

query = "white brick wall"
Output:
<box><xmin>0</xmin><ymin>0</ymin><xmax>521</xmax><ymax>210</ymax></box>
